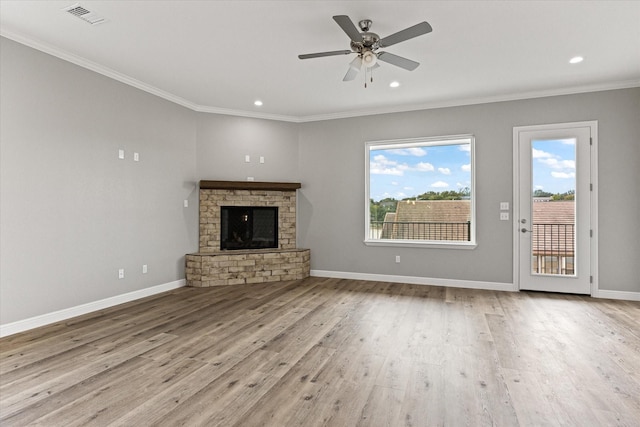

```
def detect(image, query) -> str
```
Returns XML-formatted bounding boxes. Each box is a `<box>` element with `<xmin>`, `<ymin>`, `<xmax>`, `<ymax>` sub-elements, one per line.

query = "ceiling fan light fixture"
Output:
<box><xmin>362</xmin><ymin>51</ymin><xmax>378</xmax><ymax>68</ymax></box>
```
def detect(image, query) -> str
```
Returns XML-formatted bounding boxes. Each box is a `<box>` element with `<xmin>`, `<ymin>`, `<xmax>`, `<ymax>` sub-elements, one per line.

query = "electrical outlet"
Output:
<box><xmin>260</xmin><ymin>156</ymin><xmax>265</xmax><ymax>164</ymax></box>
<box><xmin>395</xmin><ymin>255</ymin><xmax>401</xmax><ymax>263</ymax></box>
<box><xmin>247</xmin><ymin>177</ymin><xmax>254</xmax><ymax>181</ymax></box>
<box><xmin>500</xmin><ymin>212</ymin><xmax>510</xmax><ymax>221</ymax></box>
<box><xmin>500</xmin><ymin>202</ymin><xmax>509</xmax><ymax>210</ymax></box>
<box><xmin>118</xmin><ymin>149</ymin><xmax>125</xmax><ymax>160</ymax></box>
<box><xmin>183</xmin><ymin>199</ymin><xmax>189</xmax><ymax>208</ymax></box>
<box><xmin>134</xmin><ymin>152</ymin><xmax>140</xmax><ymax>162</ymax></box>
<box><xmin>245</xmin><ymin>155</ymin><xmax>251</xmax><ymax>163</ymax></box>
<box><xmin>118</xmin><ymin>268</ymin><xmax>125</xmax><ymax>279</ymax></box>
<box><xmin>142</xmin><ymin>264</ymin><xmax>148</xmax><ymax>274</ymax></box>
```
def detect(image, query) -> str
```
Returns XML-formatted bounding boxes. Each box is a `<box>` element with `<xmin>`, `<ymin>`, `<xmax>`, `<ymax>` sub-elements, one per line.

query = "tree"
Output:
<box><xmin>370</xmin><ymin>198</ymin><xmax>397</xmax><ymax>222</ymax></box>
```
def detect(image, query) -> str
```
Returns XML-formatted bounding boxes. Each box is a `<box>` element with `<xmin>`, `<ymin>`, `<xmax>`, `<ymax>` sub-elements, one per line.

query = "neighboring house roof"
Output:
<box><xmin>532</xmin><ymin>200</ymin><xmax>575</xmax><ymax>224</ymax></box>
<box><xmin>394</xmin><ymin>200</ymin><xmax>471</xmax><ymax>223</ymax></box>
<box><xmin>384</xmin><ymin>200</ymin><xmax>471</xmax><ymax>241</ymax></box>
<box><xmin>531</xmin><ymin>201</ymin><xmax>575</xmax><ymax>255</ymax></box>
<box><xmin>380</xmin><ymin>212</ymin><xmax>396</xmax><ymax>239</ymax></box>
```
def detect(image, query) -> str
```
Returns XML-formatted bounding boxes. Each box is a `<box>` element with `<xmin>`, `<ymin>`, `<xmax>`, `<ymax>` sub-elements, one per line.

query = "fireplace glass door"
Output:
<box><xmin>220</xmin><ymin>206</ymin><xmax>278</xmax><ymax>250</ymax></box>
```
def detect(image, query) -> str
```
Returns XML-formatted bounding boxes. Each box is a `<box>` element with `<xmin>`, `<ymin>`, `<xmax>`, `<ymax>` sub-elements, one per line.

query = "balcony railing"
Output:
<box><xmin>532</xmin><ymin>223</ymin><xmax>575</xmax><ymax>275</ymax></box>
<box><xmin>369</xmin><ymin>221</ymin><xmax>471</xmax><ymax>241</ymax></box>
<box><xmin>532</xmin><ymin>223</ymin><xmax>575</xmax><ymax>255</ymax></box>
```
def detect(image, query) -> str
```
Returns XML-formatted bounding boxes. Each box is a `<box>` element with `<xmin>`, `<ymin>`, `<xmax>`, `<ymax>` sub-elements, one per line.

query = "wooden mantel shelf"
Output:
<box><xmin>199</xmin><ymin>180</ymin><xmax>301</xmax><ymax>191</ymax></box>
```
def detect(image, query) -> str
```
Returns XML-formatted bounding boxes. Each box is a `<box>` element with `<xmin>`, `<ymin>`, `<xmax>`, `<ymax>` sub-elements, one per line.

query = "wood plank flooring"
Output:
<box><xmin>1</xmin><ymin>277</ymin><xmax>639</xmax><ymax>426</ymax></box>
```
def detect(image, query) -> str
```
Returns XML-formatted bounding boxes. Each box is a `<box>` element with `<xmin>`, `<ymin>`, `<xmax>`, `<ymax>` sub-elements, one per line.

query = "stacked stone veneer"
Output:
<box><xmin>186</xmin><ymin>186</ymin><xmax>310</xmax><ymax>287</ymax></box>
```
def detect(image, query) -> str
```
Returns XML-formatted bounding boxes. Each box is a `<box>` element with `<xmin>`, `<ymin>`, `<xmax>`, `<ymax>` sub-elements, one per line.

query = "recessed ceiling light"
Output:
<box><xmin>389</xmin><ymin>81</ymin><xmax>400</xmax><ymax>88</ymax></box>
<box><xmin>569</xmin><ymin>56</ymin><xmax>584</xmax><ymax>64</ymax></box>
<box><xmin>254</xmin><ymin>100</ymin><xmax>263</xmax><ymax>106</ymax></box>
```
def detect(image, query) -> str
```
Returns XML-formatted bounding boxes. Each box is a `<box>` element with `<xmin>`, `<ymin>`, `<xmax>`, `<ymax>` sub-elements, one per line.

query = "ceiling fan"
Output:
<box><xmin>298</xmin><ymin>15</ymin><xmax>432</xmax><ymax>85</ymax></box>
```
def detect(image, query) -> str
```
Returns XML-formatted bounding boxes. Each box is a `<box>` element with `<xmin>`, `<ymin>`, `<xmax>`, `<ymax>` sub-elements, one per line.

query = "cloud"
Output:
<box><xmin>551</xmin><ymin>171</ymin><xmax>576</xmax><ymax>179</ymax></box>
<box><xmin>386</xmin><ymin>147</ymin><xmax>427</xmax><ymax>156</ymax></box>
<box><xmin>370</xmin><ymin>155</ymin><xmax>409</xmax><ymax>176</ymax></box>
<box><xmin>461</xmin><ymin>164</ymin><xmax>471</xmax><ymax>172</ymax></box>
<box><xmin>532</xmin><ymin>148</ymin><xmax>555</xmax><ymax>159</ymax></box>
<box><xmin>431</xmin><ymin>181</ymin><xmax>449</xmax><ymax>188</ymax></box>
<box><xmin>458</xmin><ymin>145</ymin><xmax>471</xmax><ymax>153</ymax></box>
<box><xmin>438</xmin><ymin>167</ymin><xmax>451</xmax><ymax>175</ymax></box>
<box><xmin>535</xmin><ymin>185</ymin><xmax>544</xmax><ymax>190</ymax></box>
<box><xmin>414</xmin><ymin>162</ymin><xmax>435</xmax><ymax>171</ymax></box>
<box><xmin>538</xmin><ymin>158</ymin><xmax>575</xmax><ymax>169</ymax></box>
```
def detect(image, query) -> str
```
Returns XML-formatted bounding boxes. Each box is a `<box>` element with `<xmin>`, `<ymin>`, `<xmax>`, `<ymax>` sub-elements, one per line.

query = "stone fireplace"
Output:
<box><xmin>185</xmin><ymin>180</ymin><xmax>310</xmax><ymax>287</ymax></box>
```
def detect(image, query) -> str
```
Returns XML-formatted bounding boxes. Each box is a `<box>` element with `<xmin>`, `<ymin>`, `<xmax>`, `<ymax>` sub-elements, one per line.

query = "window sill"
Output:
<box><xmin>364</xmin><ymin>239</ymin><xmax>477</xmax><ymax>250</ymax></box>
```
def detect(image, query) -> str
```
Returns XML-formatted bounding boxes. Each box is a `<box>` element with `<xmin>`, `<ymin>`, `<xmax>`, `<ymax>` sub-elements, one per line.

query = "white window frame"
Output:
<box><xmin>364</xmin><ymin>135</ymin><xmax>477</xmax><ymax>249</ymax></box>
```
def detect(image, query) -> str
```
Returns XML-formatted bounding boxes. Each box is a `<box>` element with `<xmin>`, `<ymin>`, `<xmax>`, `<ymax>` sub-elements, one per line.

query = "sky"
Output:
<box><xmin>369</xmin><ymin>141</ymin><xmax>471</xmax><ymax>201</ymax></box>
<box><xmin>369</xmin><ymin>138</ymin><xmax>577</xmax><ymax>202</ymax></box>
<box><xmin>532</xmin><ymin>138</ymin><xmax>577</xmax><ymax>195</ymax></box>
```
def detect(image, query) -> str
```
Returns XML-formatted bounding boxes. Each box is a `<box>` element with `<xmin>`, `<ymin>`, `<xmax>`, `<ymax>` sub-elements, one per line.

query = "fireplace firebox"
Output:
<box><xmin>220</xmin><ymin>206</ymin><xmax>278</xmax><ymax>250</ymax></box>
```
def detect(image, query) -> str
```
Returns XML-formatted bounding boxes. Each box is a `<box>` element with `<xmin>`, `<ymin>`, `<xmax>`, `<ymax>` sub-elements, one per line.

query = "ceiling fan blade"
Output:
<box><xmin>298</xmin><ymin>50</ymin><xmax>352</xmax><ymax>60</ymax></box>
<box><xmin>377</xmin><ymin>52</ymin><xmax>420</xmax><ymax>71</ymax></box>
<box><xmin>379</xmin><ymin>21</ymin><xmax>432</xmax><ymax>48</ymax></box>
<box><xmin>333</xmin><ymin>15</ymin><xmax>362</xmax><ymax>42</ymax></box>
<box><xmin>343</xmin><ymin>56</ymin><xmax>362</xmax><ymax>81</ymax></box>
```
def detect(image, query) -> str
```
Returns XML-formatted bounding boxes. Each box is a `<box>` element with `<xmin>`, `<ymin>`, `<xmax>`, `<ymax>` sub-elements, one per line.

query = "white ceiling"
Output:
<box><xmin>1</xmin><ymin>1</ymin><xmax>639</xmax><ymax>122</ymax></box>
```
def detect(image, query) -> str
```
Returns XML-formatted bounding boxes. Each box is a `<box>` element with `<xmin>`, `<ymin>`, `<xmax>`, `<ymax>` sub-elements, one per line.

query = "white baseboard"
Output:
<box><xmin>592</xmin><ymin>289</ymin><xmax>640</xmax><ymax>301</ymax></box>
<box><xmin>311</xmin><ymin>270</ymin><xmax>517</xmax><ymax>292</ymax></box>
<box><xmin>0</xmin><ymin>280</ymin><xmax>186</xmax><ymax>338</ymax></box>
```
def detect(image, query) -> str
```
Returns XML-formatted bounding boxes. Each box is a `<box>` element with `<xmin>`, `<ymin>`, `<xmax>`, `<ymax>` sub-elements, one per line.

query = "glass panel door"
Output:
<box><xmin>515</xmin><ymin>124</ymin><xmax>592</xmax><ymax>294</ymax></box>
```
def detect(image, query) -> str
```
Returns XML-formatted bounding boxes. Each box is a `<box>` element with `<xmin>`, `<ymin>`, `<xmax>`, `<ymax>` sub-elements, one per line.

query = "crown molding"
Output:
<box><xmin>2</xmin><ymin>29</ymin><xmax>302</xmax><ymax>122</ymax></box>
<box><xmin>295</xmin><ymin>79</ymin><xmax>640</xmax><ymax>122</ymax></box>
<box><xmin>3</xmin><ymin>30</ymin><xmax>638</xmax><ymax>124</ymax></box>
<box><xmin>0</xmin><ymin>29</ymin><xmax>203</xmax><ymax>111</ymax></box>
<box><xmin>193</xmin><ymin>104</ymin><xmax>300</xmax><ymax>122</ymax></box>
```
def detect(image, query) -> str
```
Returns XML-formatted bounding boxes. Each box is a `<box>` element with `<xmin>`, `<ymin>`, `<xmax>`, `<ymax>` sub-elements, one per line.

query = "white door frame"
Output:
<box><xmin>513</xmin><ymin>121</ymin><xmax>599</xmax><ymax>295</ymax></box>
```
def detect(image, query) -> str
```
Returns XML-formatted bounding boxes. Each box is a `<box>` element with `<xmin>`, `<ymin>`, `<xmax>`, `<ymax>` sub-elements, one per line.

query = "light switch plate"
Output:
<box><xmin>118</xmin><ymin>149</ymin><xmax>125</xmax><ymax>160</ymax></box>
<box><xmin>245</xmin><ymin>155</ymin><xmax>250</xmax><ymax>163</ymax></box>
<box><xmin>500</xmin><ymin>212</ymin><xmax>510</xmax><ymax>220</ymax></box>
<box><xmin>500</xmin><ymin>202</ymin><xmax>509</xmax><ymax>210</ymax></box>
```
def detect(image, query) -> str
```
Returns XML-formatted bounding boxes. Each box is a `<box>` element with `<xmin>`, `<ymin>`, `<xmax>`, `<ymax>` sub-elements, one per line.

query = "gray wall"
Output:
<box><xmin>1</xmin><ymin>36</ymin><xmax>638</xmax><ymax>326</ymax></box>
<box><xmin>196</xmin><ymin>113</ymin><xmax>299</xmax><ymax>182</ymax></box>
<box><xmin>297</xmin><ymin>89</ymin><xmax>640</xmax><ymax>292</ymax></box>
<box><xmin>0</xmin><ymin>37</ymin><xmax>198</xmax><ymax>324</ymax></box>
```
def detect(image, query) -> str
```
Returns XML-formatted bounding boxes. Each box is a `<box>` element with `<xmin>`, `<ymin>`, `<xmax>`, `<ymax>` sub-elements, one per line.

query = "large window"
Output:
<box><xmin>365</xmin><ymin>135</ymin><xmax>476</xmax><ymax>248</ymax></box>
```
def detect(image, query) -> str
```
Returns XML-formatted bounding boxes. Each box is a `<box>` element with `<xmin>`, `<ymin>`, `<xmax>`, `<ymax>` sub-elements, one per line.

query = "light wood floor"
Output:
<box><xmin>1</xmin><ymin>277</ymin><xmax>639</xmax><ymax>426</ymax></box>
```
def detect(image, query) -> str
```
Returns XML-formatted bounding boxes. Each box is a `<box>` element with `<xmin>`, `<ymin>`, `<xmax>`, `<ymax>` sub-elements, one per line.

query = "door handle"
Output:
<box><xmin>521</xmin><ymin>228</ymin><xmax>533</xmax><ymax>233</ymax></box>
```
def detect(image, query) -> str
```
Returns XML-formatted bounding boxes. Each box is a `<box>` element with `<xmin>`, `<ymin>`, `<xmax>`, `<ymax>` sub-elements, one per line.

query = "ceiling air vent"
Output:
<box><xmin>62</xmin><ymin>3</ymin><xmax>106</xmax><ymax>25</ymax></box>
